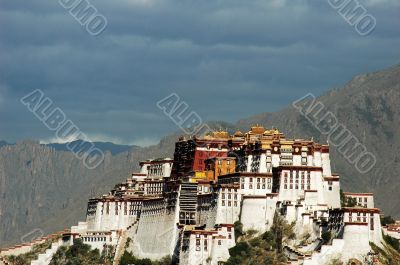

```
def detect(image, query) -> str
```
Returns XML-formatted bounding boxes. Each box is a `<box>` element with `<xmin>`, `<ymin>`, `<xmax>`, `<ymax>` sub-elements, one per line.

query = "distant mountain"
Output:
<box><xmin>0</xmin><ymin>141</ymin><xmax>11</xmax><ymax>148</ymax></box>
<box><xmin>46</xmin><ymin>140</ymin><xmax>139</xmax><ymax>155</ymax></box>
<box><xmin>1</xmin><ymin>64</ymin><xmax>399</xmax><ymax>248</ymax></box>
<box><xmin>0</xmin><ymin>140</ymin><xmax>137</xmax><ymax>155</ymax></box>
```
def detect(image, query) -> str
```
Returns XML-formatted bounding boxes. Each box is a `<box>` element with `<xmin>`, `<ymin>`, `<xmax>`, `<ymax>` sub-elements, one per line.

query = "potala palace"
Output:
<box><xmin>2</xmin><ymin>126</ymin><xmax>399</xmax><ymax>265</ymax></box>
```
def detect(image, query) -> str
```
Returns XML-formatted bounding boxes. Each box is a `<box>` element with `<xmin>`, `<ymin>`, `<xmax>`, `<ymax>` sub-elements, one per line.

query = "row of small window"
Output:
<box><xmin>217</xmin><ymin>168</ymin><xmax>232</xmax><ymax>174</ymax></box>
<box><xmin>221</xmin><ymin>201</ymin><xmax>238</xmax><ymax>207</ymax></box>
<box><xmin>146</xmin><ymin>187</ymin><xmax>163</xmax><ymax>194</ymax></box>
<box><xmin>148</xmin><ymin>169</ymin><xmax>165</xmax><ymax>175</ymax></box>
<box><xmin>285</xmin><ymin>175</ymin><xmax>310</xmax><ymax>180</ymax></box>
<box><xmin>103</xmin><ymin>203</ymin><xmax>141</xmax><ymax>215</ymax></box>
<box><xmin>241</xmin><ymin>177</ymin><xmax>272</xmax><ymax>183</ymax></box>
<box><xmin>250</xmin><ymin>166</ymin><xmax>272</xmax><ymax>173</ymax></box>
<box><xmin>283</xmin><ymin>171</ymin><xmax>311</xmax><ymax>178</ymax></box>
<box><xmin>82</xmin><ymin>237</ymin><xmax>109</xmax><ymax>242</ymax></box>
<box><xmin>196</xmin><ymin>237</ymin><xmax>230</xmax><ymax>245</ymax></box>
<box><xmin>195</xmin><ymin>238</ymin><xmax>226</xmax><ymax>249</ymax></box>
<box><xmin>222</xmin><ymin>188</ymin><xmax>237</xmax><ymax>194</ymax></box>
<box><xmin>145</xmin><ymin>183</ymin><xmax>163</xmax><ymax>187</ymax></box>
<box><xmin>349</xmin><ymin>217</ymin><xmax>368</xmax><ymax>222</ymax></box>
<box><xmin>146</xmin><ymin>186</ymin><xmax>163</xmax><ymax>190</ymax></box>
<box><xmin>221</xmin><ymin>194</ymin><xmax>238</xmax><ymax>200</ymax></box>
<box><xmin>285</xmin><ymin>178</ymin><xmax>311</xmax><ymax>184</ymax></box>
<box><xmin>216</xmin><ymin>160</ymin><xmax>231</xmax><ymax>165</ymax></box>
<box><xmin>240</xmin><ymin>184</ymin><xmax>272</xmax><ymax>189</ymax></box>
<box><xmin>348</xmin><ymin>217</ymin><xmax>375</xmax><ymax>230</ymax></box>
<box><xmin>102</xmin><ymin>209</ymin><xmax>140</xmax><ymax>215</ymax></box>
<box><xmin>349</xmin><ymin>212</ymin><xmax>368</xmax><ymax>216</ymax></box>
<box><xmin>283</xmin><ymin>184</ymin><xmax>310</xmax><ymax>190</ymax></box>
<box><xmin>205</xmin><ymin>145</ymin><xmax>224</xmax><ymax>150</ymax></box>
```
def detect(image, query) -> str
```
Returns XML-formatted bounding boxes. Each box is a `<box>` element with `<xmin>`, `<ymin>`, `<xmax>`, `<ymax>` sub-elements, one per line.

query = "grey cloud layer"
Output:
<box><xmin>0</xmin><ymin>0</ymin><xmax>399</xmax><ymax>144</ymax></box>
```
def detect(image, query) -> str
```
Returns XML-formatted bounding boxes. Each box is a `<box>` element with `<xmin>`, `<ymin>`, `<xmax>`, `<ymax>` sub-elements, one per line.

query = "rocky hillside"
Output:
<box><xmin>0</xmin><ymin>64</ymin><xmax>399</xmax><ymax>247</ymax></box>
<box><xmin>47</xmin><ymin>140</ymin><xmax>139</xmax><ymax>155</ymax></box>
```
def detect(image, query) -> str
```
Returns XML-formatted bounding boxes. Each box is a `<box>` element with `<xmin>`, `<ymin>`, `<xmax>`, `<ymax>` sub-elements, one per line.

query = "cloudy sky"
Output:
<box><xmin>0</xmin><ymin>0</ymin><xmax>399</xmax><ymax>146</ymax></box>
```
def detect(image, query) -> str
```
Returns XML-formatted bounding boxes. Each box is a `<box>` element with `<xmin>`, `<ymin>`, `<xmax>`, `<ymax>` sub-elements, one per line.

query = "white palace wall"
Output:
<box><xmin>240</xmin><ymin>195</ymin><xmax>278</xmax><ymax>233</ymax></box>
<box><xmin>304</xmin><ymin>224</ymin><xmax>372</xmax><ymax>265</ymax></box>
<box><xmin>130</xmin><ymin>199</ymin><xmax>180</xmax><ymax>260</ymax></box>
<box><xmin>93</xmin><ymin>201</ymin><xmax>139</xmax><ymax>231</ymax></box>
<box><xmin>341</xmin><ymin>224</ymin><xmax>371</xmax><ymax>262</ymax></box>
<box><xmin>215</xmin><ymin>188</ymin><xmax>241</xmax><ymax>225</ymax></box>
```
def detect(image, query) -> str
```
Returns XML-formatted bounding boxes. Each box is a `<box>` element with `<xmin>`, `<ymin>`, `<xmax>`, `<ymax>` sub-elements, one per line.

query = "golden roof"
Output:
<box><xmin>250</xmin><ymin>124</ymin><xmax>265</xmax><ymax>134</ymax></box>
<box><xmin>234</xmin><ymin>130</ymin><xmax>243</xmax><ymax>137</ymax></box>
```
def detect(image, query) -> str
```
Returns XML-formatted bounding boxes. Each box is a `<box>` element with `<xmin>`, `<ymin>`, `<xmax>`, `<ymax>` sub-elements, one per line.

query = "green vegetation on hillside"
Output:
<box><xmin>380</xmin><ymin>215</ymin><xmax>396</xmax><ymax>226</ymax></box>
<box><xmin>225</xmin><ymin>214</ymin><xmax>294</xmax><ymax>265</ymax></box>
<box><xmin>49</xmin><ymin>239</ymin><xmax>114</xmax><ymax>265</ymax></box>
<box><xmin>370</xmin><ymin>241</ymin><xmax>400</xmax><ymax>265</ymax></box>
<box><xmin>383</xmin><ymin>234</ymin><xmax>400</xmax><ymax>253</ymax></box>
<box><xmin>119</xmin><ymin>251</ymin><xmax>171</xmax><ymax>265</ymax></box>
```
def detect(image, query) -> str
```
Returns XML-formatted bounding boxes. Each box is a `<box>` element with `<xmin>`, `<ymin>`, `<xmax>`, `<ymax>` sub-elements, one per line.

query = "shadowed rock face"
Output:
<box><xmin>1</xmin><ymin>64</ymin><xmax>399</xmax><ymax>247</ymax></box>
<box><xmin>46</xmin><ymin>140</ymin><xmax>139</xmax><ymax>155</ymax></box>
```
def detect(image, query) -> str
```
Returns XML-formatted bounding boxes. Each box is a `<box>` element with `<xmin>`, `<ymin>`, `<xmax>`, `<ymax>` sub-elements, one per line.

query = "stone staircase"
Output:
<box><xmin>284</xmin><ymin>244</ymin><xmax>306</xmax><ymax>264</ymax></box>
<box><xmin>112</xmin><ymin>231</ymin><xmax>128</xmax><ymax>265</ymax></box>
<box><xmin>113</xmin><ymin>222</ymin><xmax>137</xmax><ymax>265</ymax></box>
<box><xmin>298</xmin><ymin>238</ymin><xmax>323</xmax><ymax>253</ymax></box>
<box><xmin>31</xmin><ymin>239</ymin><xmax>63</xmax><ymax>265</ymax></box>
<box><xmin>284</xmin><ymin>244</ymin><xmax>305</xmax><ymax>257</ymax></box>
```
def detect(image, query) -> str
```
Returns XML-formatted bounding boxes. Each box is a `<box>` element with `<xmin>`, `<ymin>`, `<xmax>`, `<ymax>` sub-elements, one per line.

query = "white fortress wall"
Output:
<box><xmin>71</xmin><ymin>221</ymin><xmax>88</xmax><ymax>234</ymax></box>
<box><xmin>271</xmin><ymin>153</ymin><xmax>280</xmax><ymax>167</ymax></box>
<box><xmin>86</xmin><ymin>199</ymin><xmax>141</xmax><ymax>231</ymax></box>
<box><xmin>304</xmin><ymin>190</ymin><xmax>319</xmax><ymax>209</ymax></box>
<box><xmin>292</xmin><ymin>154</ymin><xmax>301</xmax><ymax>166</ymax></box>
<box><xmin>215</xmin><ymin>186</ymin><xmax>241</xmax><ymax>225</ymax></box>
<box><xmin>259</xmin><ymin>153</ymin><xmax>267</xmax><ymax>172</ymax></box>
<box><xmin>313</xmin><ymin>151</ymin><xmax>322</xmax><ymax>167</ymax></box>
<box><xmin>322</xmin><ymin>178</ymin><xmax>341</xmax><ymax>208</ymax></box>
<box><xmin>370</xmin><ymin>212</ymin><xmax>383</xmax><ymax>245</ymax></box>
<box><xmin>321</xmin><ymin>152</ymin><xmax>332</xmax><ymax>176</ymax></box>
<box><xmin>240</xmin><ymin>195</ymin><xmax>277</xmax><ymax>233</ymax></box>
<box><xmin>131</xmin><ymin>198</ymin><xmax>180</xmax><ymax>260</ymax></box>
<box><xmin>215</xmin><ymin>194</ymin><xmax>240</xmax><ymax>225</ymax></box>
<box><xmin>183</xmin><ymin>233</ymin><xmax>213</xmax><ymax>265</ymax></box>
<box><xmin>285</xmin><ymin>204</ymin><xmax>297</xmax><ymax>223</ymax></box>
<box><xmin>341</xmin><ymin>224</ymin><xmax>371</xmax><ymax>262</ymax></box>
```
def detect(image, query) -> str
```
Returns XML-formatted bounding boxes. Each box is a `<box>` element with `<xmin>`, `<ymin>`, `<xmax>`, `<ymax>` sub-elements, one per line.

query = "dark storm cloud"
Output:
<box><xmin>1</xmin><ymin>0</ymin><xmax>399</xmax><ymax>145</ymax></box>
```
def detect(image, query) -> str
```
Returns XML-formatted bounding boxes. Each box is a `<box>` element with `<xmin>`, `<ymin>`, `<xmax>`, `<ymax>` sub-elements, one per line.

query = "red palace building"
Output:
<box><xmin>171</xmin><ymin>130</ymin><xmax>245</xmax><ymax>180</ymax></box>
